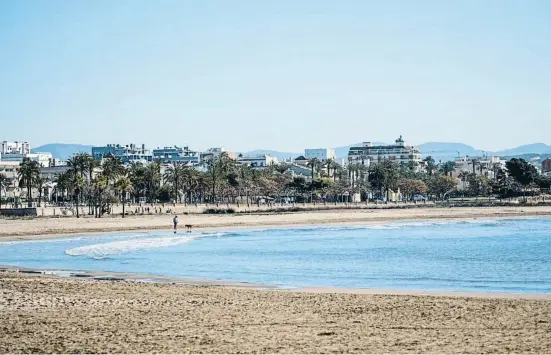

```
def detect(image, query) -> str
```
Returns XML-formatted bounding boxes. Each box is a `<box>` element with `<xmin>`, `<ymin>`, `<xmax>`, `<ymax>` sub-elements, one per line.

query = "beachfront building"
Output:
<box><xmin>152</xmin><ymin>146</ymin><xmax>200</xmax><ymax>165</ymax></box>
<box><xmin>26</xmin><ymin>152</ymin><xmax>54</xmax><ymax>167</ymax></box>
<box><xmin>237</xmin><ymin>154</ymin><xmax>278</xmax><ymax>168</ymax></box>
<box><xmin>304</xmin><ymin>148</ymin><xmax>336</xmax><ymax>161</ymax></box>
<box><xmin>92</xmin><ymin>144</ymin><xmax>153</xmax><ymax>163</ymax></box>
<box><xmin>0</xmin><ymin>141</ymin><xmax>30</xmax><ymax>156</ymax></box>
<box><xmin>0</xmin><ymin>161</ymin><xmax>19</xmax><ymax>181</ymax></box>
<box><xmin>453</xmin><ymin>155</ymin><xmax>502</xmax><ymax>179</ymax></box>
<box><xmin>348</xmin><ymin>136</ymin><xmax>421</xmax><ymax>170</ymax></box>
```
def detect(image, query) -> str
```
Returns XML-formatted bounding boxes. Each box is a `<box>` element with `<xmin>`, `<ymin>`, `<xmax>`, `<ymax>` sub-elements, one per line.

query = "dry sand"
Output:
<box><xmin>1</xmin><ymin>272</ymin><xmax>550</xmax><ymax>354</ymax></box>
<box><xmin>2</xmin><ymin>205</ymin><xmax>551</xmax><ymax>241</ymax></box>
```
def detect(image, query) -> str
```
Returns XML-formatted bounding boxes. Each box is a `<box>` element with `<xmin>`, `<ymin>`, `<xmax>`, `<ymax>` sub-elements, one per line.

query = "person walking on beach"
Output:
<box><xmin>173</xmin><ymin>215</ymin><xmax>179</xmax><ymax>233</ymax></box>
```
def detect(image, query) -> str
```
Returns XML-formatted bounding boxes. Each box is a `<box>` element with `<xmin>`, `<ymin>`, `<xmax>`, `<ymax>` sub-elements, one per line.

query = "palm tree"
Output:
<box><xmin>163</xmin><ymin>162</ymin><xmax>188</xmax><ymax>203</ymax></box>
<box><xmin>144</xmin><ymin>160</ymin><xmax>161</xmax><ymax>203</ymax></box>
<box><xmin>34</xmin><ymin>176</ymin><xmax>49</xmax><ymax>207</ymax></box>
<box><xmin>115</xmin><ymin>176</ymin><xmax>133</xmax><ymax>218</ymax></box>
<box><xmin>439</xmin><ymin>161</ymin><xmax>456</xmax><ymax>177</ymax></box>
<box><xmin>307</xmin><ymin>158</ymin><xmax>320</xmax><ymax>180</ymax></box>
<box><xmin>101</xmin><ymin>156</ymin><xmax>125</xmax><ymax>186</ymax></box>
<box><xmin>423</xmin><ymin>156</ymin><xmax>436</xmax><ymax>176</ymax></box>
<box><xmin>18</xmin><ymin>158</ymin><xmax>41</xmax><ymax>207</ymax></box>
<box><xmin>468</xmin><ymin>158</ymin><xmax>480</xmax><ymax>175</ymax></box>
<box><xmin>0</xmin><ymin>173</ymin><xmax>9</xmax><ymax>209</ymax></box>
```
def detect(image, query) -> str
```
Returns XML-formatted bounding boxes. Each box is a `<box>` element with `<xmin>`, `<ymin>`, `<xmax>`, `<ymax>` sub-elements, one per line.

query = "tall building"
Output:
<box><xmin>348</xmin><ymin>136</ymin><xmax>421</xmax><ymax>170</ymax></box>
<box><xmin>92</xmin><ymin>144</ymin><xmax>152</xmax><ymax>163</ymax></box>
<box><xmin>304</xmin><ymin>148</ymin><xmax>336</xmax><ymax>161</ymax></box>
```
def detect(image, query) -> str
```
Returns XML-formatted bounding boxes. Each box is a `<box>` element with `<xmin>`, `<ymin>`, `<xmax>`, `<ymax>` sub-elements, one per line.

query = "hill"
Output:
<box><xmin>32</xmin><ymin>144</ymin><xmax>93</xmax><ymax>161</ymax></box>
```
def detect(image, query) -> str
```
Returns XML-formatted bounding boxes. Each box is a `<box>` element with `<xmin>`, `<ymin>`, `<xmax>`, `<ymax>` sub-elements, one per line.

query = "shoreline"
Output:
<box><xmin>2</xmin><ymin>265</ymin><xmax>550</xmax><ymax>300</ymax></box>
<box><xmin>2</xmin><ymin>205</ymin><xmax>551</xmax><ymax>241</ymax></box>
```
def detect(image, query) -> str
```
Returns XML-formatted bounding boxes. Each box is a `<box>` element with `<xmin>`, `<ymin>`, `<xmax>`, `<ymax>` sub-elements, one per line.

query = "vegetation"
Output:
<box><xmin>6</xmin><ymin>150</ymin><xmax>551</xmax><ymax>216</ymax></box>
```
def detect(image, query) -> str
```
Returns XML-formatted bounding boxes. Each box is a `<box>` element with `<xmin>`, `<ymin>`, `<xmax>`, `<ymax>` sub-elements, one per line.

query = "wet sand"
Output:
<box><xmin>2</xmin><ymin>205</ymin><xmax>551</xmax><ymax>241</ymax></box>
<box><xmin>1</xmin><ymin>272</ymin><xmax>550</xmax><ymax>354</ymax></box>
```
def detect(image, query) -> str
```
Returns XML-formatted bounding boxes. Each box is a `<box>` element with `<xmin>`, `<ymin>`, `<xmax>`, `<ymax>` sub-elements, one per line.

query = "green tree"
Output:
<box><xmin>163</xmin><ymin>162</ymin><xmax>188</xmax><ymax>203</ymax></box>
<box><xmin>115</xmin><ymin>176</ymin><xmax>133</xmax><ymax>218</ymax></box>
<box><xmin>34</xmin><ymin>176</ymin><xmax>49</xmax><ymax>207</ymax></box>
<box><xmin>101</xmin><ymin>156</ymin><xmax>125</xmax><ymax>186</ymax></box>
<box><xmin>423</xmin><ymin>156</ymin><xmax>436</xmax><ymax>176</ymax></box>
<box><xmin>145</xmin><ymin>160</ymin><xmax>162</xmax><ymax>203</ymax></box>
<box><xmin>368</xmin><ymin>160</ymin><xmax>399</xmax><ymax>200</ymax></box>
<box><xmin>427</xmin><ymin>175</ymin><xmax>457</xmax><ymax>200</ymax></box>
<box><xmin>506</xmin><ymin>158</ymin><xmax>538</xmax><ymax>187</ymax></box>
<box><xmin>398</xmin><ymin>178</ymin><xmax>428</xmax><ymax>201</ymax></box>
<box><xmin>307</xmin><ymin>158</ymin><xmax>321</xmax><ymax>180</ymax></box>
<box><xmin>439</xmin><ymin>161</ymin><xmax>456</xmax><ymax>177</ymax></box>
<box><xmin>18</xmin><ymin>158</ymin><xmax>41</xmax><ymax>207</ymax></box>
<box><xmin>0</xmin><ymin>173</ymin><xmax>9</xmax><ymax>209</ymax></box>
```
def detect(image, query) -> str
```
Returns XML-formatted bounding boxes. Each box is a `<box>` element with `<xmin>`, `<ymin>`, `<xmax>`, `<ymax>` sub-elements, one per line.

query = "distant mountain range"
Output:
<box><xmin>32</xmin><ymin>144</ymin><xmax>92</xmax><ymax>160</ymax></box>
<box><xmin>33</xmin><ymin>142</ymin><xmax>551</xmax><ymax>162</ymax></box>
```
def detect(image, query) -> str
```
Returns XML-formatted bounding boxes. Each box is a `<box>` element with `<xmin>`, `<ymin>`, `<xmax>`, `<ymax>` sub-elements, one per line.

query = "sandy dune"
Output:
<box><xmin>1</xmin><ymin>272</ymin><xmax>550</xmax><ymax>354</ymax></box>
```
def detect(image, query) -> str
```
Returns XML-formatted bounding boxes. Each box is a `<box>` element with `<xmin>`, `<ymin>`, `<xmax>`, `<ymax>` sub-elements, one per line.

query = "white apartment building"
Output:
<box><xmin>1</xmin><ymin>141</ymin><xmax>30</xmax><ymax>156</ymax></box>
<box><xmin>237</xmin><ymin>154</ymin><xmax>278</xmax><ymax>168</ymax></box>
<box><xmin>0</xmin><ymin>161</ymin><xmax>19</xmax><ymax>181</ymax></box>
<box><xmin>348</xmin><ymin>136</ymin><xmax>421</xmax><ymax>170</ymax></box>
<box><xmin>26</xmin><ymin>152</ymin><xmax>54</xmax><ymax>167</ymax></box>
<box><xmin>453</xmin><ymin>156</ymin><xmax>503</xmax><ymax>179</ymax></box>
<box><xmin>304</xmin><ymin>148</ymin><xmax>336</xmax><ymax>161</ymax></box>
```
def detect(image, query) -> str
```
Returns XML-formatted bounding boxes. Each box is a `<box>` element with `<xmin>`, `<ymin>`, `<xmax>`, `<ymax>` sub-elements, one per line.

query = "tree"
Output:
<box><xmin>101</xmin><ymin>156</ymin><xmax>125</xmax><ymax>186</ymax></box>
<box><xmin>368</xmin><ymin>160</ymin><xmax>399</xmax><ymax>200</ymax></box>
<box><xmin>163</xmin><ymin>162</ymin><xmax>188</xmax><ymax>203</ymax></box>
<box><xmin>465</xmin><ymin>173</ymin><xmax>492</xmax><ymax>197</ymax></box>
<box><xmin>206</xmin><ymin>153</ymin><xmax>232</xmax><ymax>203</ymax></box>
<box><xmin>34</xmin><ymin>176</ymin><xmax>49</xmax><ymax>207</ymax></box>
<box><xmin>0</xmin><ymin>173</ymin><xmax>9</xmax><ymax>209</ymax></box>
<box><xmin>427</xmin><ymin>175</ymin><xmax>456</xmax><ymax>200</ymax></box>
<box><xmin>506</xmin><ymin>158</ymin><xmax>538</xmax><ymax>187</ymax></box>
<box><xmin>398</xmin><ymin>178</ymin><xmax>428</xmax><ymax>201</ymax></box>
<box><xmin>115</xmin><ymin>176</ymin><xmax>133</xmax><ymax>218</ymax></box>
<box><xmin>18</xmin><ymin>158</ymin><xmax>41</xmax><ymax>207</ymax></box>
<box><xmin>145</xmin><ymin>160</ymin><xmax>162</xmax><ymax>203</ymax></box>
<box><xmin>423</xmin><ymin>156</ymin><xmax>436</xmax><ymax>176</ymax></box>
<box><xmin>307</xmin><ymin>158</ymin><xmax>320</xmax><ymax>180</ymax></box>
<box><xmin>439</xmin><ymin>161</ymin><xmax>456</xmax><ymax>177</ymax></box>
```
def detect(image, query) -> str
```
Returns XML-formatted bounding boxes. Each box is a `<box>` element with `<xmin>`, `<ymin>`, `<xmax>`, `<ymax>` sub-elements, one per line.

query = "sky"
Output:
<box><xmin>0</xmin><ymin>0</ymin><xmax>550</xmax><ymax>153</ymax></box>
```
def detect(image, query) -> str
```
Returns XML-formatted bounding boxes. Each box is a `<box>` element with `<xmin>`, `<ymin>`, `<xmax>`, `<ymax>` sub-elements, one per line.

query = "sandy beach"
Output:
<box><xmin>2</xmin><ymin>205</ymin><xmax>551</xmax><ymax>241</ymax></box>
<box><xmin>1</xmin><ymin>271</ymin><xmax>550</xmax><ymax>354</ymax></box>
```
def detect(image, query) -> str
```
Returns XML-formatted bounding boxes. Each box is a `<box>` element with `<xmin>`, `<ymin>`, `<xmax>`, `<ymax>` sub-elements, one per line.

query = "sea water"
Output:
<box><xmin>1</xmin><ymin>217</ymin><xmax>550</xmax><ymax>293</ymax></box>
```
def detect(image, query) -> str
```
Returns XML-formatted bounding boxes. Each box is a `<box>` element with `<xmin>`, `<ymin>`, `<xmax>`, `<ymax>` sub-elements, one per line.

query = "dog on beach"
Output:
<box><xmin>185</xmin><ymin>224</ymin><xmax>193</xmax><ymax>232</ymax></box>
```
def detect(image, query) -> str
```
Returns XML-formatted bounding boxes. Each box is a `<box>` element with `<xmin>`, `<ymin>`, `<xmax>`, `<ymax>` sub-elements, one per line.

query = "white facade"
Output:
<box><xmin>453</xmin><ymin>156</ymin><xmax>503</xmax><ymax>179</ymax></box>
<box><xmin>237</xmin><ymin>154</ymin><xmax>278</xmax><ymax>168</ymax></box>
<box><xmin>348</xmin><ymin>136</ymin><xmax>421</xmax><ymax>170</ymax></box>
<box><xmin>26</xmin><ymin>152</ymin><xmax>54</xmax><ymax>167</ymax></box>
<box><xmin>0</xmin><ymin>161</ymin><xmax>19</xmax><ymax>181</ymax></box>
<box><xmin>1</xmin><ymin>141</ymin><xmax>30</xmax><ymax>155</ymax></box>
<box><xmin>304</xmin><ymin>148</ymin><xmax>336</xmax><ymax>161</ymax></box>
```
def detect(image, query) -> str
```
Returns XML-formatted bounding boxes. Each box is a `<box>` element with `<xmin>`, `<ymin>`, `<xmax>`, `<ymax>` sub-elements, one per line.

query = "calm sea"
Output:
<box><xmin>1</xmin><ymin>217</ymin><xmax>550</xmax><ymax>293</ymax></box>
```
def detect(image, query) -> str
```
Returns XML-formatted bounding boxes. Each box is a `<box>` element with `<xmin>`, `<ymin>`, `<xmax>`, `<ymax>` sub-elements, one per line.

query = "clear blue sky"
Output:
<box><xmin>1</xmin><ymin>0</ymin><xmax>550</xmax><ymax>152</ymax></box>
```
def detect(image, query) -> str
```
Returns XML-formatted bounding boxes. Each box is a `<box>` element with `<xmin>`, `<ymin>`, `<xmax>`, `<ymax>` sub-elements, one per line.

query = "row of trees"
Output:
<box><xmin>1</xmin><ymin>153</ymin><xmax>550</xmax><ymax>213</ymax></box>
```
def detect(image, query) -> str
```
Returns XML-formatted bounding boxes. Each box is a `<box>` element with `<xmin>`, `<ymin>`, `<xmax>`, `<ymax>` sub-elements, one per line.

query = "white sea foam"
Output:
<box><xmin>65</xmin><ymin>234</ymin><xmax>204</xmax><ymax>258</ymax></box>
